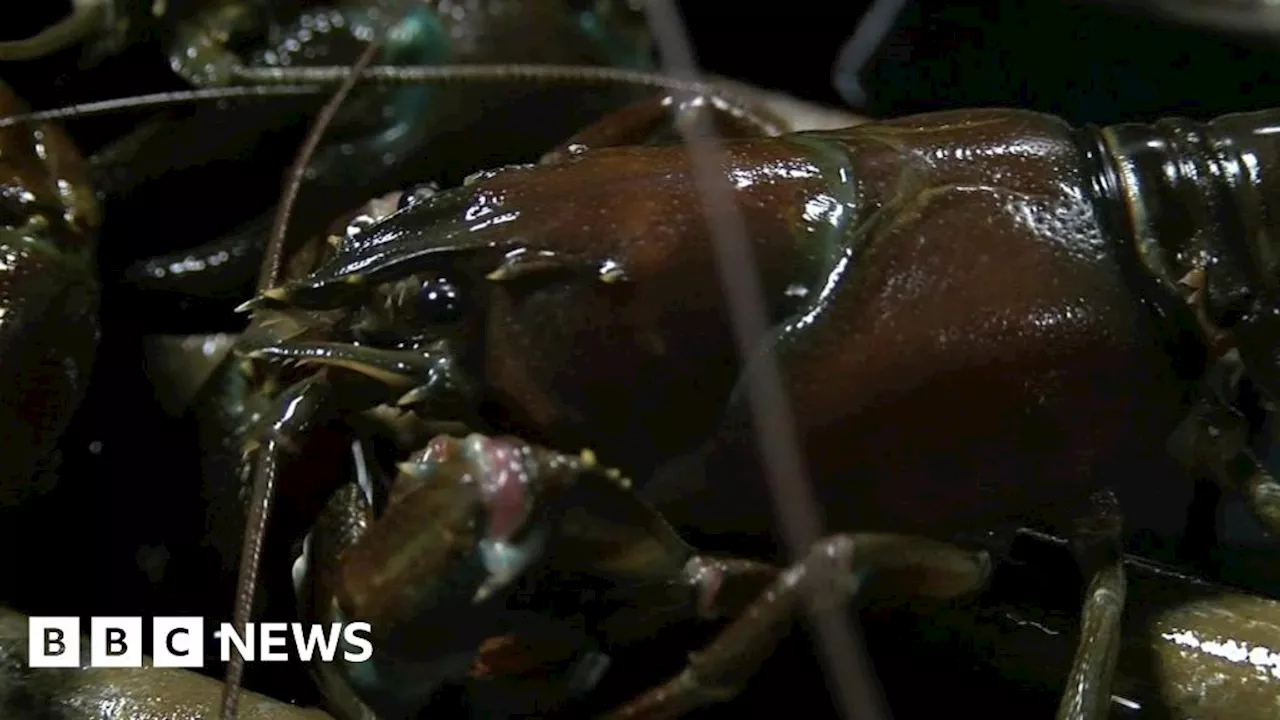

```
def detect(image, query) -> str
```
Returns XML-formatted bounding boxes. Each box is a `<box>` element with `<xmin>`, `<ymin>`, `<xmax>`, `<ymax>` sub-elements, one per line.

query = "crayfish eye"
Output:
<box><xmin>365</xmin><ymin>273</ymin><xmax>469</xmax><ymax>339</ymax></box>
<box><xmin>413</xmin><ymin>276</ymin><xmax>463</xmax><ymax>324</ymax></box>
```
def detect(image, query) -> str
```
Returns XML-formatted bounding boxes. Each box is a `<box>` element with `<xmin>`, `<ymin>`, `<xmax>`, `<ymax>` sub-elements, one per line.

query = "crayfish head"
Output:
<box><xmin>412</xmin><ymin>150</ymin><xmax>764</xmax><ymax>473</ymax></box>
<box><xmin>241</xmin><ymin>184</ymin><xmax>497</xmax><ymax>365</ymax></box>
<box><xmin>234</xmin><ymin>188</ymin><xmax>492</xmax><ymax>410</ymax></box>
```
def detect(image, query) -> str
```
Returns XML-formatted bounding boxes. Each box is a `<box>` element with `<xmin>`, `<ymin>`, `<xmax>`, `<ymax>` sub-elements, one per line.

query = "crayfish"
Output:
<box><xmin>0</xmin><ymin>78</ymin><xmax>99</xmax><ymax>507</ymax></box>
<box><xmin>221</xmin><ymin>80</ymin><xmax>1280</xmax><ymax>718</ymax></box>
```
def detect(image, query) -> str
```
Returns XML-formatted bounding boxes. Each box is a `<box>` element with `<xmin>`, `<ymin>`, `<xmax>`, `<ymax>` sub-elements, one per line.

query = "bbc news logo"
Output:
<box><xmin>28</xmin><ymin>617</ymin><xmax>373</xmax><ymax>668</ymax></box>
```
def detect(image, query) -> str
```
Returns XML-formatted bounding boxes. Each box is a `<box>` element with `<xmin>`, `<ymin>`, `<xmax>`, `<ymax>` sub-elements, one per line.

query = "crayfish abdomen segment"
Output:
<box><xmin>1096</xmin><ymin>109</ymin><xmax>1280</xmax><ymax>400</ymax></box>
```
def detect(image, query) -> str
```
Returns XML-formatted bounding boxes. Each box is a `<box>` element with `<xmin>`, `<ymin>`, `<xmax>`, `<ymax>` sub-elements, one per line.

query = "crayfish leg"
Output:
<box><xmin>1056</xmin><ymin>491</ymin><xmax>1127</xmax><ymax>720</ymax></box>
<box><xmin>1169</xmin><ymin>395</ymin><xmax>1280</xmax><ymax>537</ymax></box>
<box><xmin>1056</xmin><ymin>562</ymin><xmax>1126</xmax><ymax>720</ymax></box>
<box><xmin>599</xmin><ymin>534</ymin><xmax>989</xmax><ymax>720</ymax></box>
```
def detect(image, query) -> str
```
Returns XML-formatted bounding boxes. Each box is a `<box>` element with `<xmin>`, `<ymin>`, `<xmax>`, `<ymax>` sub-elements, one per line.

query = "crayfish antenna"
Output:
<box><xmin>0</xmin><ymin>86</ymin><xmax>329</xmax><ymax>128</ymax></box>
<box><xmin>230</xmin><ymin>62</ymin><xmax>719</xmax><ymax>95</ymax></box>
<box><xmin>256</xmin><ymin>42</ymin><xmax>395</xmax><ymax>291</ymax></box>
<box><xmin>0</xmin><ymin>65</ymin><xmax>762</xmax><ymax>130</ymax></box>
<box><xmin>218</xmin><ymin>39</ymin><xmax>382</xmax><ymax>720</ymax></box>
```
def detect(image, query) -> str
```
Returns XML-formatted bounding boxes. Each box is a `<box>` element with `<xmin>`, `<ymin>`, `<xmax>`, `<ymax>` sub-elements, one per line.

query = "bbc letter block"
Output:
<box><xmin>153</xmin><ymin>617</ymin><xmax>204</xmax><ymax>668</ymax></box>
<box><xmin>27</xmin><ymin>616</ymin><xmax>80</xmax><ymax>668</ymax></box>
<box><xmin>91</xmin><ymin>617</ymin><xmax>143</xmax><ymax>668</ymax></box>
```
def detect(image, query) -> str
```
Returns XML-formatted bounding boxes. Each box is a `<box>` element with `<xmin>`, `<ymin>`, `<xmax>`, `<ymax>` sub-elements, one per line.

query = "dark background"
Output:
<box><xmin>13</xmin><ymin>1</ymin><xmax>1280</xmax><ymax>127</ymax></box>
